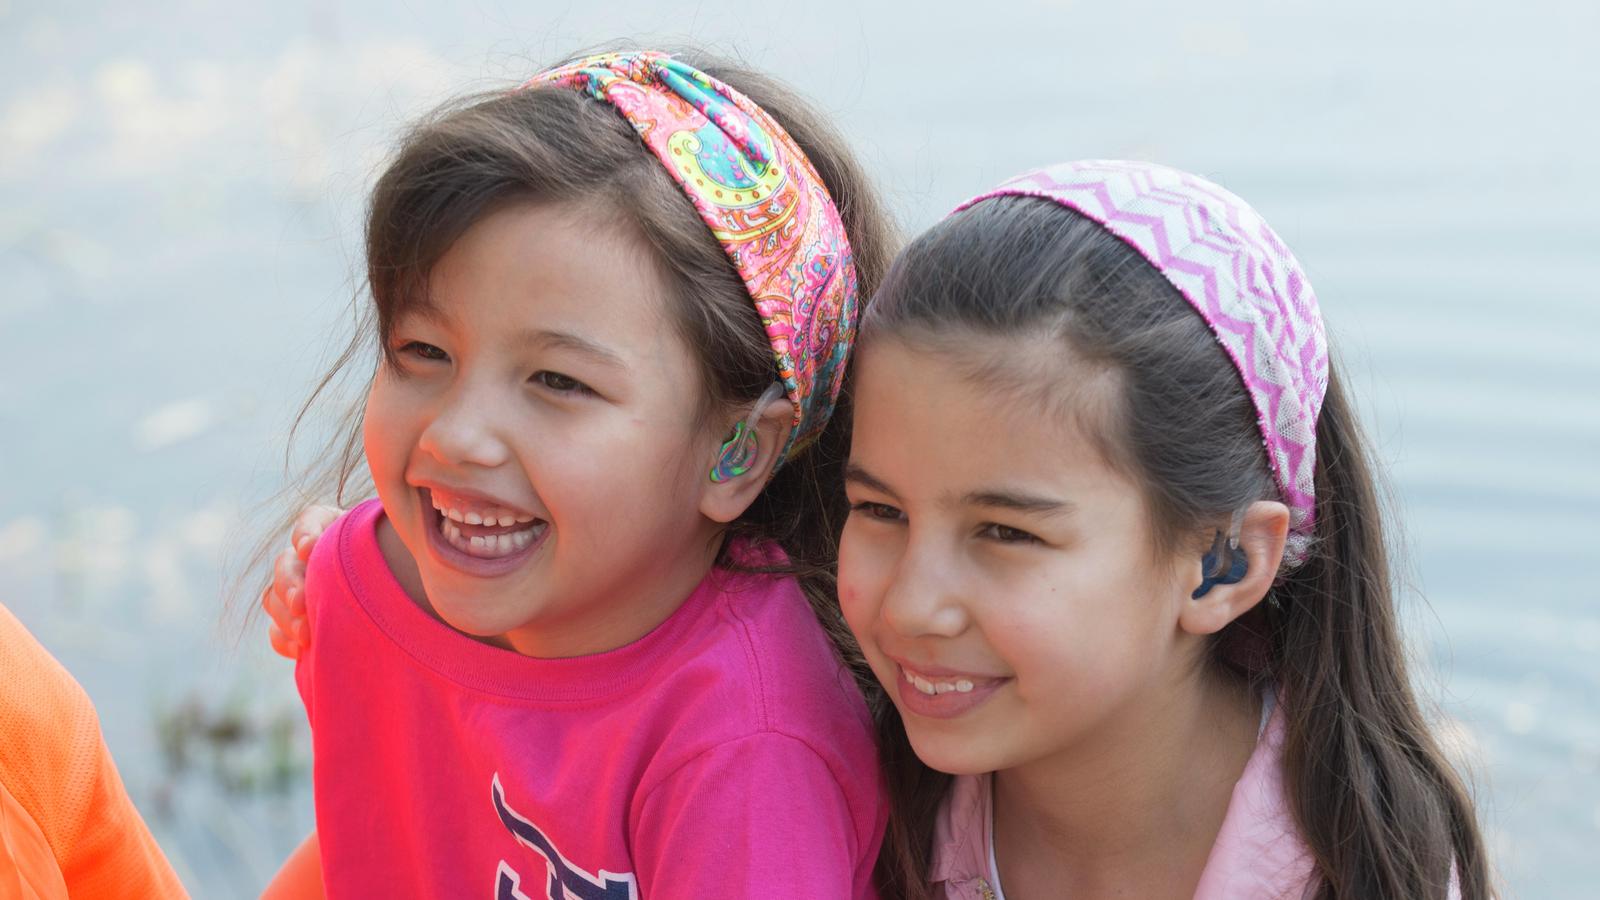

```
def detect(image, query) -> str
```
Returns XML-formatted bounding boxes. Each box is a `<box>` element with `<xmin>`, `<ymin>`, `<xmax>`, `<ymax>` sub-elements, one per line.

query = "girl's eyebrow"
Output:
<box><xmin>846</xmin><ymin>464</ymin><xmax>1074</xmax><ymax>518</ymax></box>
<box><xmin>517</xmin><ymin>328</ymin><xmax>627</xmax><ymax>369</ymax></box>
<box><xmin>962</xmin><ymin>489</ymin><xmax>1076</xmax><ymax>518</ymax></box>
<box><xmin>843</xmin><ymin>463</ymin><xmax>897</xmax><ymax>498</ymax></box>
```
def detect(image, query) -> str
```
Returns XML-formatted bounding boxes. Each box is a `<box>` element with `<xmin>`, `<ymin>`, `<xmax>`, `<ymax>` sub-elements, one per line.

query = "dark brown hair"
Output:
<box><xmin>862</xmin><ymin>196</ymin><xmax>1490</xmax><ymax>899</ymax></box>
<box><xmin>250</xmin><ymin>47</ymin><xmax>897</xmax><ymax>693</ymax></box>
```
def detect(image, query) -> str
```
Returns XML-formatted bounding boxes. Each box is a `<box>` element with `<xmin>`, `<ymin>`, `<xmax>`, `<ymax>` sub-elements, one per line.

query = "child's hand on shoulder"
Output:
<box><xmin>262</xmin><ymin>504</ymin><xmax>343</xmax><ymax>659</ymax></box>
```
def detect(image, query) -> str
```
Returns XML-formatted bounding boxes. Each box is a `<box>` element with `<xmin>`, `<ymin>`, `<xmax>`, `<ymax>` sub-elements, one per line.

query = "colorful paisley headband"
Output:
<box><xmin>528</xmin><ymin>52</ymin><xmax>859</xmax><ymax>464</ymax></box>
<box><xmin>956</xmin><ymin>161</ymin><xmax>1329</xmax><ymax>566</ymax></box>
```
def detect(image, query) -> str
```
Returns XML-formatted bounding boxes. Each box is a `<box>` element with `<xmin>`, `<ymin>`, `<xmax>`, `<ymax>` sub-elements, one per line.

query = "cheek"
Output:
<box><xmin>991</xmin><ymin>572</ymin><xmax>1166</xmax><ymax>689</ymax></box>
<box><xmin>362</xmin><ymin>381</ymin><xmax>409</xmax><ymax>476</ymax></box>
<box><xmin>536</xmin><ymin>423</ymin><xmax>707</xmax><ymax>532</ymax></box>
<box><xmin>836</xmin><ymin>524</ymin><xmax>887</xmax><ymax>632</ymax></box>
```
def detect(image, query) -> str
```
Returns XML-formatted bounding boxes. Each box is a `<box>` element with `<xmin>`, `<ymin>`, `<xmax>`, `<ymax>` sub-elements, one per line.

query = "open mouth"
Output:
<box><xmin>420</xmin><ymin>487</ymin><xmax>548</xmax><ymax>569</ymax></box>
<box><xmin>433</xmin><ymin>504</ymin><xmax>546</xmax><ymax>559</ymax></box>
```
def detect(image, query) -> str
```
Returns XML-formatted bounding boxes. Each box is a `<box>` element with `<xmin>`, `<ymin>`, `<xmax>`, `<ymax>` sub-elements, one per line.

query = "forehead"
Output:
<box><xmin>413</xmin><ymin>201</ymin><xmax>683</xmax><ymax>356</ymax></box>
<box><xmin>850</xmin><ymin>336</ymin><xmax>1130</xmax><ymax>499</ymax></box>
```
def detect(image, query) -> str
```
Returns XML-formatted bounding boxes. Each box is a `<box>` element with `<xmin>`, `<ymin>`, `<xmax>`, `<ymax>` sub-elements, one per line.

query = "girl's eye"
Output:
<box><xmin>980</xmin><ymin>523</ymin><xmax>1040</xmax><ymax>544</ymax></box>
<box><xmin>533</xmin><ymin>371</ymin><xmax>591</xmax><ymax>395</ymax></box>
<box><xmin>849</xmin><ymin>501</ymin><xmax>905</xmax><ymax>523</ymax></box>
<box><xmin>398</xmin><ymin>341</ymin><xmax>448</xmax><ymax>362</ymax></box>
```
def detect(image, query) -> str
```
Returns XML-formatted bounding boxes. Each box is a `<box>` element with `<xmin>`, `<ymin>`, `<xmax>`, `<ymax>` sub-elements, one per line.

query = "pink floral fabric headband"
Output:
<box><xmin>957</xmin><ymin>161</ymin><xmax>1329</xmax><ymax>565</ymax></box>
<box><xmin>530</xmin><ymin>52</ymin><xmax>859</xmax><ymax>462</ymax></box>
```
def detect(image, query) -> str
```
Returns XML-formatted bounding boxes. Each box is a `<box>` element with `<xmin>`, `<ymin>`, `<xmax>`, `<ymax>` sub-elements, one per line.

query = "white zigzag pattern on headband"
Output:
<box><xmin>957</xmin><ymin>160</ymin><xmax>1329</xmax><ymax>566</ymax></box>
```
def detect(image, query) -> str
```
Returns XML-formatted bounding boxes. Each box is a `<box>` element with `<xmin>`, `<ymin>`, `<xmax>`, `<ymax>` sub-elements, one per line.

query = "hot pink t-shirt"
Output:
<box><xmin>296</xmin><ymin>500</ymin><xmax>885</xmax><ymax>899</ymax></box>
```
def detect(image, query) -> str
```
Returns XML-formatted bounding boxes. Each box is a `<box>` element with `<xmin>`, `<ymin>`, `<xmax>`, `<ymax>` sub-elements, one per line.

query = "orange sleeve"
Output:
<box><xmin>261</xmin><ymin>831</ymin><xmax>324</xmax><ymax>899</ymax></box>
<box><xmin>0</xmin><ymin>602</ymin><xmax>187</xmax><ymax>899</ymax></box>
<box><xmin>1</xmin><ymin>776</ymin><xmax>68</xmax><ymax>900</ymax></box>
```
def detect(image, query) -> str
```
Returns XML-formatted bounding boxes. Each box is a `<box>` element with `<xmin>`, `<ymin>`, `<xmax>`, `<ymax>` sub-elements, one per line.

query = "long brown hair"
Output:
<box><xmin>245</xmin><ymin>46</ymin><xmax>898</xmax><ymax>692</ymax></box>
<box><xmin>863</xmin><ymin>196</ymin><xmax>1490</xmax><ymax>899</ymax></box>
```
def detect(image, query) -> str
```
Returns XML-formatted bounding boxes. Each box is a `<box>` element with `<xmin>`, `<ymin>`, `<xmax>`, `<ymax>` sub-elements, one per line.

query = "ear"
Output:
<box><xmin>1178</xmin><ymin>500</ymin><xmax>1290</xmax><ymax>636</ymax></box>
<box><xmin>698</xmin><ymin>394</ymin><xmax>794</xmax><ymax>524</ymax></box>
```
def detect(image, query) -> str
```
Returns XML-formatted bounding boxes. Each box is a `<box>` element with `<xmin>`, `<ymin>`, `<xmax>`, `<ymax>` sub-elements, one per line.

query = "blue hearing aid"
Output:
<box><xmin>710</xmin><ymin>382</ymin><xmax>787</xmax><ymax>483</ymax></box>
<box><xmin>1192</xmin><ymin>508</ymin><xmax>1249</xmax><ymax>599</ymax></box>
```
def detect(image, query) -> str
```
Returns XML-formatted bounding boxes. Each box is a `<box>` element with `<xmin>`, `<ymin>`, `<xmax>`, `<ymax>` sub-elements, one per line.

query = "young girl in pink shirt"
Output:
<box><xmin>257</xmin><ymin>49</ymin><xmax>894</xmax><ymax>898</ymax></box>
<box><xmin>844</xmin><ymin>161</ymin><xmax>1489</xmax><ymax>899</ymax></box>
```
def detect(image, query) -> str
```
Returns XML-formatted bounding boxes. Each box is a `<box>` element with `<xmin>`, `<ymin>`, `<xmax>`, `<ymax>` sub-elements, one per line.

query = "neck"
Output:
<box><xmin>992</xmin><ymin>663</ymin><xmax>1260</xmax><ymax>899</ymax></box>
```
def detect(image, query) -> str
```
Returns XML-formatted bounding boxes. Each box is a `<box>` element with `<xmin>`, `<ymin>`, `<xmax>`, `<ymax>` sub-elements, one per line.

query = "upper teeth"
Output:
<box><xmin>430</xmin><ymin>495</ymin><xmax>537</xmax><ymax>526</ymax></box>
<box><xmin>904</xmin><ymin>669</ymin><xmax>976</xmax><ymax>696</ymax></box>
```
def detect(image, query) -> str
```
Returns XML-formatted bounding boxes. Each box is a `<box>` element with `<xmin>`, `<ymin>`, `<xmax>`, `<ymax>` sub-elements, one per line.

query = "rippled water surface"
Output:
<box><xmin>2</xmin><ymin>1</ymin><xmax>1596</xmax><ymax>896</ymax></box>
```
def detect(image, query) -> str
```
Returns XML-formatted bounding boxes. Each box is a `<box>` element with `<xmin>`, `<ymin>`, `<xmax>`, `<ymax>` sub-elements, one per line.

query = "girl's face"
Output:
<box><xmin>839</xmin><ymin>337</ymin><xmax>1195</xmax><ymax>776</ymax></box>
<box><xmin>364</xmin><ymin>201</ymin><xmax>726</xmax><ymax>657</ymax></box>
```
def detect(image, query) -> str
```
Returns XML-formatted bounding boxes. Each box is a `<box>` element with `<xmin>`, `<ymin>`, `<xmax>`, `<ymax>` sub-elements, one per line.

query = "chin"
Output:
<box><xmin>903</xmin><ymin>725</ymin><xmax>1007</xmax><ymax>777</ymax></box>
<box><xmin>437</xmin><ymin>608</ymin><xmax>519</xmax><ymax>640</ymax></box>
<box><xmin>420</xmin><ymin>584</ymin><xmax>535</xmax><ymax>639</ymax></box>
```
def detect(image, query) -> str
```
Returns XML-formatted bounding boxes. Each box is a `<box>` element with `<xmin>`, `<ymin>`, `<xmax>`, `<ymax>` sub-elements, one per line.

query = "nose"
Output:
<box><xmin>878</xmin><ymin>536</ymin><xmax>970</xmax><ymax>640</ymax></box>
<box><xmin>416</xmin><ymin>385</ymin><xmax>514</xmax><ymax>470</ymax></box>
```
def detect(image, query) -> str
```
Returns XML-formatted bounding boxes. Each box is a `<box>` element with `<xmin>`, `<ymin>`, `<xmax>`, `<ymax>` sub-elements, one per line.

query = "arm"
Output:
<box><xmin>632</xmin><ymin>734</ymin><xmax>868</xmax><ymax>899</ymax></box>
<box><xmin>260</xmin><ymin>831</ymin><xmax>323</xmax><ymax>899</ymax></box>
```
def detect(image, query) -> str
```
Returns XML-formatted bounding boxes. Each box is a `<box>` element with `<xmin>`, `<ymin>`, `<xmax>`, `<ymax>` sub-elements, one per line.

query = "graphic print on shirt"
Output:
<box><xmin>492</xmin><ymin>773</ymin><xmax>639</xmax><ymax>900</ymax></box>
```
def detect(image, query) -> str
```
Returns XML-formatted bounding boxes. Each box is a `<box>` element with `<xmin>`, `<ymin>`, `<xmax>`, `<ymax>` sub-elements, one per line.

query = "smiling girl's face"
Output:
<box><xmin>839</xmin><ymin>335</ymin><xmax>1201</xmax><ymax>776</ymax></box>
<box><xmin>363</xmin><ymin>200</ymin><xmax>729</xmax><ymax>658</ymax></box>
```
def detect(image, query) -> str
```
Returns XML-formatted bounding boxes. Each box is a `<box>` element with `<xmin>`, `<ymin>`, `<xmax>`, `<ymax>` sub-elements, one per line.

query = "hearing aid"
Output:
<box><xmin>710</xmin><ymin>382</ymin><xmax>787</xmax><ymax>483</ymax></box>
<box><xmin>1192</xmin><ymin>507</ymin><xmax>1249</xmax><ymax>599</ymax></box>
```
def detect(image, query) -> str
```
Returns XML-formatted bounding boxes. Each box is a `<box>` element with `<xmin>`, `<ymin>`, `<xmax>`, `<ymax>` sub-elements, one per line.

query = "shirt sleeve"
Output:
<box><xmin>0</xmin><ymin>602</ymin><xmax>188</xmax><ymax>899</ymax></box>
<box><xmin>2</xmin><ymin>775</ymin><xmax>70</xmax><ymax>899</ymax></box>
<box><xmin>631</xmin><ymin>732</ymin><xmax>862</xmax><ymax>900</ymax></box>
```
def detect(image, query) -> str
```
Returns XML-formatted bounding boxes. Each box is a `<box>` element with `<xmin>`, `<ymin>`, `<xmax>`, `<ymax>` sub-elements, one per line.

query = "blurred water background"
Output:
<box><xmin>1</xmin><ymin>0</ymin><xmax>1596</xmax><ymax>896</ymax></box>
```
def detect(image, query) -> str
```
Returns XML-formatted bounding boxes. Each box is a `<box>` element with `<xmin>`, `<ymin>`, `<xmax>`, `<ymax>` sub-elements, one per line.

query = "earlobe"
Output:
<box><xmin>1179</xmin><ymin>500</ymin><xmax>1290</xmax><ymax>636</ymax></box>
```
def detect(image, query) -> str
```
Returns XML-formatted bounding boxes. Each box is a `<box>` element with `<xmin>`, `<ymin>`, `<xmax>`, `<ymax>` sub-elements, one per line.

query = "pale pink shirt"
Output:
<box><xmin>297</xmin><ymin>500</ymin><xmax>886</xmax><ymax>898</ymax></box>
<box><xmin>929</xmin><ymin>693</ymin><xmax>1319</xmax><ymax>900</ymax></box>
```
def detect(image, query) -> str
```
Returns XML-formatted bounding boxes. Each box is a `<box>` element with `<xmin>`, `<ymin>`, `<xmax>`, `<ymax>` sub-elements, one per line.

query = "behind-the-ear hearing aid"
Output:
<box><xmin>710</xmin><ymin>383</ymin><xmax>787</xmax><ymax>483</ymax></box>
<box><xmin>1192</xmin><ymin>507</ymin><xmax>1248</xmax><ymax>599</ymax></box>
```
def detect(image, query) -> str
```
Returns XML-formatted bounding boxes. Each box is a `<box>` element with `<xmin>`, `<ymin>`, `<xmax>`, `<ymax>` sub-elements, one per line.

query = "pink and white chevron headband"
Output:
<box><xmin>955</xmin><ymin>160</ymin><xmax>1329</xmax><ymax>566</ymax></box>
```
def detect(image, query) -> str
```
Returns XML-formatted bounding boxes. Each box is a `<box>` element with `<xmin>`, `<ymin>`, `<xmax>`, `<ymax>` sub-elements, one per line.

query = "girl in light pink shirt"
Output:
<box><xmin>841</xmin><ymin>161</ymin><xmax>1488</xmax><ymax>899</ymax></box>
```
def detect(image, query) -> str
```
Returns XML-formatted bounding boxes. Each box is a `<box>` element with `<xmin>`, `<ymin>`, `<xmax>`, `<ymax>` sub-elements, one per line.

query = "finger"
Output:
<box><xmin>261</xmin><ymin>584</ymin><xmax>285</xmax><ymax>623</ymax></box>
<box><xmin>269</xmin><ymin>622</ymin><xmax>300</xmax><ymax>660</ymax></box>
<box><xmin>286</xmin><ymin>586</ymin><xmax>305</xmax><ymax>617</ymax></box>
<box><xmin>272</xmin><ymin>551</ymin><xmax>307</xmax><ymax>599</ymax></box>
<box><xmin>292</xmin><ymin>505</ymin><xmax>342</xmax><ymax>560</ymax></box>
<box><xmin>293</xmin><ymin>620</ymin><xmax>310</xmax><ymax>649</ymax></box>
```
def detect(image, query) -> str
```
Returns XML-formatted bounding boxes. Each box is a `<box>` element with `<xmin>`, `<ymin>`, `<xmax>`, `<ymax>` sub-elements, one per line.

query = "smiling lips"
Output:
<box><xmin>895</xmin><ymin>662</ymin><xmax>1009</xmax><ymax>719</ymax></box>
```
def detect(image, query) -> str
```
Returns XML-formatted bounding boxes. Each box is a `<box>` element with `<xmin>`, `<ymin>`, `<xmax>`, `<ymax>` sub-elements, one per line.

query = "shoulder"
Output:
<box><xmin>630</xmin><ymin>564</ymin><xmax>883</xmax><ymax>804</ymax></box>
<box><xmin>698</xmin><ymin>564</ymin><xmax>876</xmax><ymax>752</ymax></box>
<box><xmin>1194</xmin><ymin>692</ymin><xmax>1318</xmax><ymax>900</ymax></box>
<box><xmin>0</xmin><ymin>602</ymin><xmax>101</xmax><ymax>826</ymax></box>
<box><xmin>0</xmin><ymin>603</ymin><xmax>188</xmax><ymax>897</ymax></box>
<box><xmin>0</xmin><ymin>601</ymin><xmax>96</xmax><ymax>730</ymax></box>
<box><xmin>305</xmin><ymin>501</ymin><xmax>380</xmax><ymax>589</ymax></box>
<box><xmin>301</xmin><ymin>500</ymin><xmax>399</xmax><ymax>630</ymax></box>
